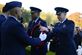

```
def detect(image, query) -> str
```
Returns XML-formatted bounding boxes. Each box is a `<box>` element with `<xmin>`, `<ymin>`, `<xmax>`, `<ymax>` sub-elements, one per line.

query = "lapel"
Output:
<box><xmin>60</xmin><ymin>19</ymin><xmax>68</xmax><ymax>29</ymax></box>
<box><xmin>29</xmin><ymin>18</ymin><xmax>41</xmax><ymax>30</ymax></box>
<box><xmin>55</xmin><ymin>19</ymin><xmax>68</xmax><ymax>29</ymax></box>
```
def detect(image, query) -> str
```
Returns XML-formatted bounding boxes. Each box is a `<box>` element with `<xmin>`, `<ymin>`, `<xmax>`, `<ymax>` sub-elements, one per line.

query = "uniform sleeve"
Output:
<box><xmin>45</xmin><ymin>24</ymin><xmax>57</xmax><ymax>42</ymax></box>
<box><xmin>45</xmin><ymin>32</ymin><xmax>54</xmax><ymax>42</ymax></box>
<box><xmin>40</xmin><ymin>20</ymin><xmax>47</xmax><ymax>27</ymax></box>
<box><xmin>13</xmin><ymin>24</ymin><xmax>41</xmax><ymax>46</ymax></box>
<box><xmin>46</xmin><ymin>21</ymin><xmax>75</xmax><ymax>41</ymax></box>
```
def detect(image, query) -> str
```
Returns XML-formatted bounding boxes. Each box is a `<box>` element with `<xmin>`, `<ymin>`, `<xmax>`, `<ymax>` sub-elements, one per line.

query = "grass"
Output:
<box><xmin>25</xmin><ymin>46</ymin><xmax>55</xmax><ymax>55</ymax></box>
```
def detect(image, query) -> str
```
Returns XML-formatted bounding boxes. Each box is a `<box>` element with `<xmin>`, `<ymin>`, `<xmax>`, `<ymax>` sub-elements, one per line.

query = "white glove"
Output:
<box><xmin>76</xmin><ymin>45</ymin><xmax>82</xmax><ymax>55</ymax></box>
<box><xmin>48</xmin><ymin>26</ymin><xmax>54</xmax><ymax>32</ymax></box>
<box><xmin>39</xmin><ymin>32</ymin><xmax>47</xmax><ymax>41</ymax></box>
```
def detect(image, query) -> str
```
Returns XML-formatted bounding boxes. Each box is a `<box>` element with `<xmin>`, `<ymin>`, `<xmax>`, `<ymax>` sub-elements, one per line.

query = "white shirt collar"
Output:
<box><xmin>59</xmin><ymin>18</ymin><xmax>67</xmax><ymax>23</ymax></box>
<box><xmin>2</xmin><ymin>14</ymin><xmax>8</xmax><ymax>19</ymax></box>
<box><xmin>9</xmin><ymin>15</ymin><xmax>21</xmax><ymax>23</ymax></box>
<box><xmin>34</xmin><ymin>17</ymin><xmax>39</xmax><ymax>23</ymax></box>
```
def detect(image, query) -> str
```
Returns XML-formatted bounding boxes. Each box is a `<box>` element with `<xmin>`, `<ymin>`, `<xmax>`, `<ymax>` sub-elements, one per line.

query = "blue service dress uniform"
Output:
<box><xmin>27</xmin><ymin>18</ymin><xmax>47</xmax><ymax>55</ymax></box>
<box><xmin>1</xmin><ymin>16</ymin><xmax>41</xmax><ymax>55</ymax></box>
<box><xmin>0</xmin><ymin>14</ymin><xmax>6</xmax><ymax>54</ymax></box>
<box><xmin>48</xmin><ymin>19</ymin><xmax>77</xmax><ymax>55</ymax></box>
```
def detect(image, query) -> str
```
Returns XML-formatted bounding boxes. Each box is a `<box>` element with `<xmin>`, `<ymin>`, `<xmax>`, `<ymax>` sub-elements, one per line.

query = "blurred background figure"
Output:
<box><xmin>74</xmin><ymin>27</ymin><xmax>82</xmax><ymax>49</ymax></box>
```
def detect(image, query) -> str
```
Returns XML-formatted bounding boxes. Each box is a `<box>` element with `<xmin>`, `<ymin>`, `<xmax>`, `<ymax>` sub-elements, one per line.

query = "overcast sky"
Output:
<box><xmin>0</xmin><ymin>0</ymin><xmax>82</xmax><ymax>15</ymax></box>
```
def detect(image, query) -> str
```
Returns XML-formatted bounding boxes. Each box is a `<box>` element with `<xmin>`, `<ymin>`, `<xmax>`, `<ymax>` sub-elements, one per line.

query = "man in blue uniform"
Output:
<box><xmin>27</xmin><ymin>7</ymin><xmax>47</xmax><ymax>55</ymax></box>
<box><xmin>47</xmin><ymin>7</ymin><xmax>77</xmax><ymax>55</ymax></box>
<box><xmin>54</xmin><ymin>7</ymin><xmax>77</xmax><ymax>55</ymax></box>
<box><xmin>1</xmin><ymin>1</ymin><xmax>48</xmax><ymax>55</ymax></box>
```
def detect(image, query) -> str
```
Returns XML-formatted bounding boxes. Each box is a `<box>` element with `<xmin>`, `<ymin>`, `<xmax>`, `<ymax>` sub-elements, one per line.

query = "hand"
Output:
<box><xmin>48</xmin><ymin>26</ymin><xmax>53</xmax><ymax>32</ymax></box>
<box><xmin>40</xmin><ymin>26</ymin><xmax>49</xmax><ymax>32</ymax></box>
<box><xmin>39</xmin><ymin>32</ymin><xmax>47</xmax><ymax>41</ymax></box>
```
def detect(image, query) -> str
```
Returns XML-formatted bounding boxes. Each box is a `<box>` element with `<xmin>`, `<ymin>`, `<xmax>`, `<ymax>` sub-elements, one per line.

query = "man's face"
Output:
<box><xmin>76</xmin><ymin>27</ymin><xmax>80</xmax><ymax>32</ymax></box>
<box><xmin>15</xmin><ymin>7</ymin><xmax>22</xmax><ymax>18</ymax></box>
<box><xmin>31</xmin><ymin>12</ymin><xmax>39</xmax><ymax>20</ymax></box>
<box><xmin>56</xmin><ymin>12</ymin><xmax>66</xmax><ymax>21</ymax></box>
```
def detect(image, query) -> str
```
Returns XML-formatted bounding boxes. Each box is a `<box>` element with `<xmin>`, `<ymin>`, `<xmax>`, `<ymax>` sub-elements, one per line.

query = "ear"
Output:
<box><xmin>15</xmin><ymin>10</ymin><xmax>18</xmax><ymax>14</ymax></box>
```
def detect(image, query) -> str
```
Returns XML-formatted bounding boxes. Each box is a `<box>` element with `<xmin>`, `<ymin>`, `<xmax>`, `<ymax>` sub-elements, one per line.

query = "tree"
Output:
<box><xmin>22</xmin><ymin>8</ymin><xmax>31</xmax><ymax>23</ymax></box>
